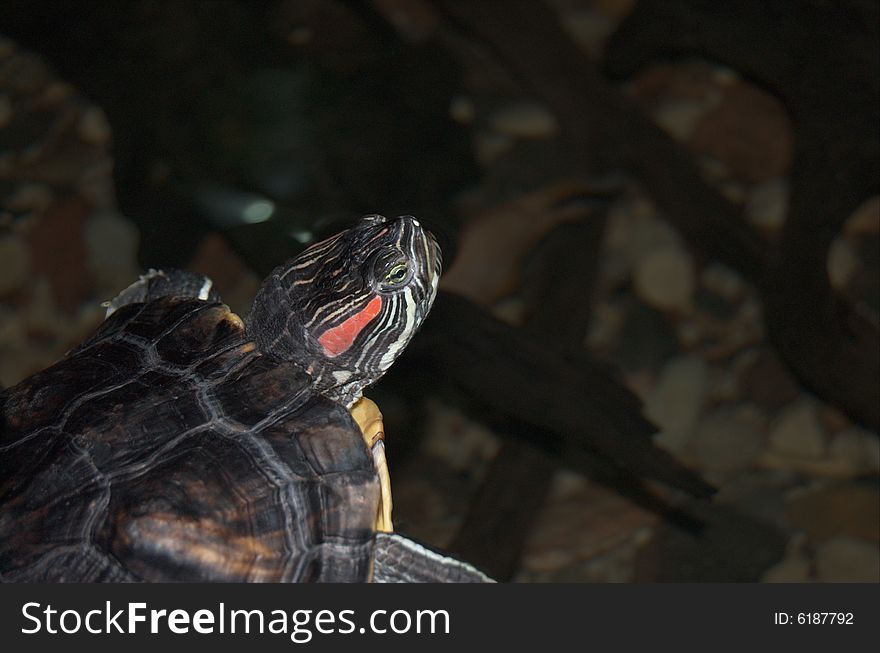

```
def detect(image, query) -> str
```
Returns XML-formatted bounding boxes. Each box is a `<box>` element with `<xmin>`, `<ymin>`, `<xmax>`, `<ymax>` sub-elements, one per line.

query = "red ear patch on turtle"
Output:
<box><xmin>318</xmin><ymin>295</ymin><xmax>383</xmax><ymax>358</ymax></box>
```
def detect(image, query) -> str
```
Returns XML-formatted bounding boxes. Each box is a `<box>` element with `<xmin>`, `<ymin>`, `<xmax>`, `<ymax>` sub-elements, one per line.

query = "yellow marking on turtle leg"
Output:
<box><xmin>350</xmin><ymin>397</ymin><xmax>393</xmax><ymax>533</ymax></box>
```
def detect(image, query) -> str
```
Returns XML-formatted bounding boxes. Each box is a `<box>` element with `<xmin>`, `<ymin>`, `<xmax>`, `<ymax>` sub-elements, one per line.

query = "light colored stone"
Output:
<box><xmin>589</xmin><ymin>0</ymin><xmax>637</xmax><ymax>20</ymax></box>
<box><xmin>815</xmin><ymin>536</ymin><xmax>880</xmax><ymax>582</ymax></box>
<box><xmin>0</xmin><ymin>233</ymin><xmax>31</xmax><ymax>295</ymax></box>
<box><xmin>585</xmin><ymin>302</ymin><xmax>624</xmax><ymax>351</ymax></box>
<box><xmin>633</xmin><ymin>247</ymin><xmax>695</xmax><ymax>311</ymax></box>
<box><xmin>745</xmin><ymin>178</ymin><xmax>788</xmax><ymax>231</ymax></box>
<box><xmin>491</xmin><ymin>296</ymin><xmax>526</xmax><ymax>326</ymax></box>
<box><xmin>42</xmin><ymin>80</ymin><xmax>74</xmax><ymax>104</ymax></box>
<box><xmin>710</xmin><ymin>367</ymin><xmax>741</xmax><ymax>403</ymax></box>
<box><xmin>711</xmin><ymin>65</ymin><xmax>741</xmax><ymax>86</ymax></box>
<box><xmin>844</xmin><ymin>195</ymin><xmax>879</xmax><ymax>237</ymax></box>
<box><xmin>422</xmin><ymin>399</ymin><xmax>500</xmax><ymax>473</ymax></box>
<box><xmin>489</xmin><ymin>101</ymin><xmax>558</xmax><ymax>139</ymax></box>
<box><xmin>3</xmin><ymin>52</ymin><xmax>50</xmax><ymax>94</ymax></box>
<box><xmin>762</xmin><ymin>553</ymin><xmax>812</xmax><ymax>582</ymax></box>
<box><xmin>769</xmin><ymin>399</ymin><xmax>827</xmax><ymax>459</ymax></box>
<box><xmin>718</xmin><ymin>180</ymin><xmax>747</xmax><ymax>203</ymax></box>
<box><xmin>698</xmin><ymin>156</ymin><xmax>731</xmax><ymax>182</ymax></box>
<box><xmin>690</xmin><ymin>404</ymin><xmax>766</xmax><ymax>473</ymax></box>
<box><xmin>0</xmin><ymin>306</ymin><xmax>26</xmax><ymax>349</ymax></box>
<box><xmin>448</xmin><ymin>95</ymin><xmax>475</xmax><ymax>124</ymax></box>
<box><xmin>560</xmin><ymin>10</ymin><xmax>616</xmax><ymax>58</ymax></box>
<box><xmin>5</xmin><ymin>183</ymin><xmax>54</xmax><ymax>213</ymax></box>
<box><xmin>83</xmin><ymin>212</ymin><xmax>140</xmax><ymax>295</ymax></box>
<box><xmin>521</xmin><ymin>473</ymin><xmax>657</xmax><ymax>579</ymax></box>
<box><xmin>827</xmin><ymin>236</ymin><xmax>858</xmax><ymax>290</ymax></box>
<box><xmin>473</xmin><ymin>130</ymin><xmax>515</xmax><ymax>166</ymax></box>
<box><xmin>23</xmin><ymin>276</ymin><xmax>62</xmax><ymax>337</ymax></box>
<box><xmin>645</xmin><ymin>355</ymin><xmax>709</xmax><ymax>453</ymax></box>
<box><xmin>785</xmin><ymin>483</ymin><xmax>880</xmax><ymax>542</ymax></box>
<box><xmin>700</xmin><ymin>262</ymin><xmax>745</xmax><ymax>302</ymax></box>
<box><xmin>675</xmin><ymin>319</ymin><xmax>702</xmax><ymax>348</ymax></box>
<box><xmin>78</xmin><ymin>159</ymin><xmax>117</xmax><ymax>211</ymax></box>
<box><xmin>603</xmin><ymin>197</ymin><xmax>682</xmax><ymax>287</ymax></box>
<box><xmin>77</xmin><ymin>106</ymin><xmax>112</xmax><ymax>145</ymax></box>
<box><xmin>653</xmin><ymin>99</ymin><xmax>710</xmax><ymax>141</ymax></box>
<box><xmin>829</xmin><ymin>427</ymin><xmax>880</xmax><ymax>474</ymax></box>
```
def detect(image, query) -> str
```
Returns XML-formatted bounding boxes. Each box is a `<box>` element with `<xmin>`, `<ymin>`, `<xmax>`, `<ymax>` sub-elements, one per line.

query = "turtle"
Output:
<box><xmin>0</xmin><ymin>214</ymin><xmax>490</xmax><ymax>583</ymax></box>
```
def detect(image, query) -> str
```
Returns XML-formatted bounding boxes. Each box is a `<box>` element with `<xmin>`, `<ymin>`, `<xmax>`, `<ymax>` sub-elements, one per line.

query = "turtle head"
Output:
<box><xmin>249</xmin><ymin>215</ymin><xmax>441</xmax><ymax>406</ymax></box>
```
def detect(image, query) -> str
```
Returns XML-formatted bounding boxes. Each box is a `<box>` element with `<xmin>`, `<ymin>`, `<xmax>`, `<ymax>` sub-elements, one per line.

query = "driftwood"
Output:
<box><xmin>443</xmin><ymin>200</ymin><xmax>719</xmax><ymax>578</ymax></box>
<box><xmin>603</xmin><ymin>0</ymin><xmax>880</xmax><ymax>431</ymax></box>
<box><xmin>408</xmin><ymin>290</ymin><xmax>716</xmax><ymax>499</ymax></box>
<box><xmin>446</xmin><ymin>205</ymin><xmax>606</xmax><ymax>578</ymax></box>
<box><xmin>428</xmin><ymin>0</ymin><xmax>879</xmax><ymax>431</ymax></box>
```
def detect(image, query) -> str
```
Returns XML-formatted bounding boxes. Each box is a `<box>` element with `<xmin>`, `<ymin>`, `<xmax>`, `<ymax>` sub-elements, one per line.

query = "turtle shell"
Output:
<box><xmin>0</xmin><ymin>296</ymin><xmax>380</xmax><ymax>582</ymax></box>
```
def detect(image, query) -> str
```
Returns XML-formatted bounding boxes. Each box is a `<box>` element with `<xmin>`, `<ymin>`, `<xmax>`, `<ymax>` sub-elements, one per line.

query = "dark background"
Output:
<box><xmin>0</xmin><ymin>0</ymin><xmax>877</xmax><ymax>582</ymax></box>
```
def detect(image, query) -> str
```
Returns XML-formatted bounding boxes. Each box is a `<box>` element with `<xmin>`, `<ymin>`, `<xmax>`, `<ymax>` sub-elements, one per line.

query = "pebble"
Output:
<box><xmin>614</xmin><ymin>300</ymin><xmax>679</xmax><ymax>373</ymax></box>
<box><xmin>488</xmin><ymin>101</ymin><xmax>558</xmax><ymax>139</ymax></box>
<box><xmin>0</xmin><ymin>305</ymin><xmax>26</xmax><ymax>349</ymax></box>
<box><xmin>745</xmin><ymin>178</ymin><xmax>788</xmax><ymax>231</ymax></box>
<box><xmin>761</xmin><ymin>553</ymin><xmax>812</xmax><ymax>582</ymax></box>
<box><xmin>603</xmin><ymin>197</ymin><xmax>683</xmax><ymax>286</ymax></box>
<box><xmin>421</xmin><ymin>399</ymin><xmax>500</xmax><ymax>473</ymax></box>
<box><xmin>633</xmin><ymin>246</ymin><xmax>695</xmax><ymax>312</ymax></box>
<box><xmin>785</xmin><ymin>483</ymin><xmax>880</xmax><ymax>543</ymax></box>
<box><xmin>675</xmin><ymin>318</ymin><xmax>702</xmax><ymax>348</ymax></box>
<box><xmin>0</xmin><ymin>233</ymin><xmax>30</xmax><ymax>295</ymax></box>
<box><xmin>22</xmin><ymin>276</ymin><xmax>60</xmax><ymax>338</ymax></box>
<box><xmin>698</xmin><ymin>156</ymin><xmax>731</xmax><ymax>183</ymax></box>
<box><xmin>829</xmin><ymin>427</ymin><xmax>880</xmax><ymax>474</ymax></box>
<box><xmin>0</xmin><ymin>51</ymin><xmax>50</xmax><ymax>94</ymax></box>
<box><xmin>84</xmin><ymin>212</ymin><xmax>141</xmax><ymax>296</ymax></box>
<box><xmin>644</xmin><ymin>355</ymin><xmax>709</xmax><ymax>453</ymax></box>
<box><xmin>585</xmin><ymin>301</ymin><xmax>624</xmax><ymax>351</ymax></box>
<box><xmin>844</xmin><ymin>195</ymin><xmax>879</xmax><ymax>237</ymax></box>
<box><xmin>591</xmin><ymin>0</ymin><xmax>637</xmax><ymax>19</ymax></box>
<box><xmin>815</xmin><ymin>536</ymin><xmax>880</xmax><ymax>582</ymax></box>
<box><xmin>709</xmin><ymin>366</ymin><xmax>741</xmax><ymax>403</ymax></box>
<box><xmin>689</xmin><ymin>404</ymin><xmax>766</xmax><ymax>474</ymax></box>
<box><xmin>560</xmin><ymin>10</ymin><xmax>616</xmax><ymax>58</ymax></box>
<box><xmin>690</xmin><ymin>82</ymin><xmax>792</xmax><ymax>183</ymax></box>
<box><xmin>473</xmin><ymin>130</ymin><xmax>515</xmax><ymax>167</ymax></box>
<box><xmin>700</xmin><ymin>262</ymin><xmax>745</xmax><ymax>302</ymax></box>
<box><xmin>716</xmin><ymin>468</ymin><xmax>795</xmax><ymax>527</ymax></box>
<box><xmin>28</xmin><ymin>196</ymin><xmax>93</xmax><ymax>313</ymax></box>
<box><xmin>77</xmin><ymin>106</ymin><xmax>113</xmax><ymax>146</ymax></box>
<box><xmin>41</xmin><ymin>80</ymin><xmax>74</xmax><ymax>104</ymax></box>
<box><xmin>827</xmin><ymin>236</ymin><xmax>858</xmax><ymax>290</ymax></box>
<box><xmin>817</xmin><ymin>404</ymin><xmax>852</xmax><ymax>434</ymax></box>
<box><xmin>78</xmin><ymin>159</ymin><xmax>117</xmax><ymax>210</ymax></box>
<box><xmin>718</xmin><ymin>179</ymin><xmax>747</xmax><ymax>203</ymax></box>
<box><xmin>5</xmin><ymin>182</ymin><xmax>54</xmax><ymax>213</ymax></box>
<box><xmin>491</xmin><ymin>296</ymin><xmax>526</xmax><ymax>326</ymax></box>
<box><xmin>521</xmin><ymin>475</ymin><xmax>656</xmax><ymax>578</ymax></box>
<box><xmin>768</xmin><ymin>399</ymin><xmax>827</xmax><ymax>460</ymax></box>
<box><xmin>653</xmin><ymin>98</ymin><xmax>710</xmax><ymax>141</ymax></box>
<box><xmin>739</xmin><ymin>348</ymin><xmax>801</xmax><ymax>412</ymax></box>
<box><xmin>448</xmin><ymin>95</ymin><xmax>475</xmax><ymax>124</ymax></box>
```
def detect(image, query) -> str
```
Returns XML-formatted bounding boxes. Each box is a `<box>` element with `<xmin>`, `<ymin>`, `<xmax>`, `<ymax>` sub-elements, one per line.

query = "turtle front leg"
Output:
<box><xmin>350</xmin><ymin>397</ymin><xmax>393</xmax><ymax>533</ymax></box>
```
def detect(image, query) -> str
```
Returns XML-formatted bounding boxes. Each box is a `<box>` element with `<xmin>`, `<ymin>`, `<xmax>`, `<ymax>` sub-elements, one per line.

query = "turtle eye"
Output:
<box><xmin>384</xmin><ymin>262</ymin><xmax>409</xmax><ymax>285</ymax></box>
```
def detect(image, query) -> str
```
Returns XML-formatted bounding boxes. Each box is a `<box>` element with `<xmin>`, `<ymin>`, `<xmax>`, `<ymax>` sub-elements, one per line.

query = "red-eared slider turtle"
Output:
<box><xmin>0</xmin><ymin>215</ymin><xmax>490</xmax><ymax>582</ymax></box>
